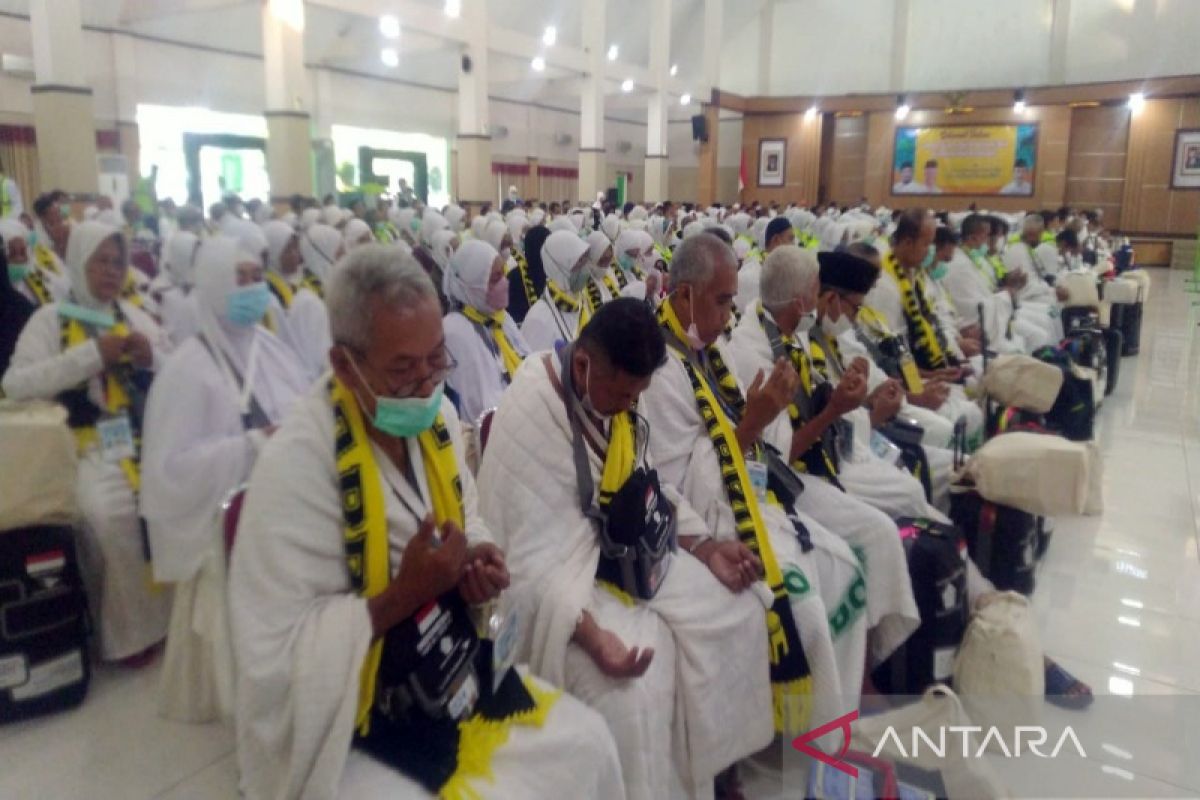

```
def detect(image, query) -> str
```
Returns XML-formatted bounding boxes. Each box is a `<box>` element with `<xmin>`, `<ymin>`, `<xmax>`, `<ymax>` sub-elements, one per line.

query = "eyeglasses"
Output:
<box><xmin>836</xmin><ymin>292</ymin><xmax>864</xmax><ymax>314</ymax></box>
<box><xmin>348</xmin><ymin>343</ymin><xmax>457</xmax><ymax>399</ymax></box>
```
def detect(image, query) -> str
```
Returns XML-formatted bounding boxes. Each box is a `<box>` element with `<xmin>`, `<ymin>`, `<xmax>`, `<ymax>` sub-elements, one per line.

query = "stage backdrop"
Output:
<box><xmin>891</xmin><ymin>123</ymin><xmax>1038</xmax><ymax>196</ymax></box>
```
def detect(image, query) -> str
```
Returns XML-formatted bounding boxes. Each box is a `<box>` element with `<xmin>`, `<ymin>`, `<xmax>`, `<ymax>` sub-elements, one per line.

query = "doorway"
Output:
<box><xmin>183</xmin><ymin>133</ymin><xmax>269</xmax><ymax>209</ymax></box>
<box><xmin>358</xmin><ymin>146</ymin><xmax>429</xmax><ymax>203</ymax></box>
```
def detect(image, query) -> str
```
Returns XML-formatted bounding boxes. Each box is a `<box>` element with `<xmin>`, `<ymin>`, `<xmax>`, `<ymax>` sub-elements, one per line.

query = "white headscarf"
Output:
<box><xmin>506</xmin><ymin>213</ymin><xmax>529</xmax><ymax>246</ymax></box>
<box><xmin>262</xmin><ymin>220</ymin><xmax>297</xmax><ymax>276</ymax></box>
<box><xmin>227</xmin><ymin>218</ymin><xmax>269</xmax><ymax>267</ymax></box>
<box><xmin>600</xmin><ymin>214</ymin><xmax>622</xmax><ymax>243</ymax></box>
<box><xmin>549</xmin><ymin>217</ymin><xmax>577</xmax><ymax>235</ymax></box>
<box><xmin>483</xmin><ymin>220</ymin><xmax>509</xmax><ymax>253</ymax></box>
<box><xmin>528</xmin><ymin>208</ymin><xmax>546</xmax><ymax>227</ymax></box>
<box><xmin>65</xmin><ymin>221</ymin><xmax>124</xmax><ymax>309</ymax></box>
<box><xmin>647</xmin><ymin>216</ymin><xmax>669</xmax><ymax>246</ymax></box>
<box><xmin>444</xmin><ymin>203</ymin><xmax>467</xmax><ymax>233</ymax></box>
<box><xmin>541</xmin><ymin>230</ymin><xmax>589</xmax><ymax>289</ymax></box>
<box><xmin>421</xmin><ymin>210</ymin><xmax>449</xmax><ymax>247</ymax></box>
<box><xmin>445</xmin><ymin>239</ymin><xmax>499</xmax><ymax>311</ymax></box>
<box><xmin>299</xmin><ymin>223</ymin><xmax>342</xmax><ymax>282</ymax></box>
<box><xmin>299</xmin><ymin>207</ymin><xmax>321</xmax><ymax>230</ymax></box>
<box><xmin>96</xmin><ymin>209</ymin><xmax>124</xmax><ymax>228</ymax></box>
<box><xmin>728</xmin><ymin>212</ymin><xmax>752</xmax><ymax>236</ymax></box>
<box><xmin>193</xmin><ymin>235</ymin><xmax>265</xmax><ymax>412</ymax></box>
<box><xmin>0</xmin><ymin>219</ymin><xmax>30</xmax><ymax>251</ymax></box>
<box><xmin>682</xmin><ymin>220</ymin><xmax>706</xmax><ymax>239</ymax></box>
<box><xmin>321</xmin><ymin>204</ymin><xmax>342</xmax><ymax>227</ymax></box>
<box><xmin>343</xmin><ymin>218</ymin><xmax>373</xmax><ymax>251</ymax></box>
<box><xmin>614</xmin><ymin>229</ymin><xmax>643</xmax><ymax>260</ymax></box>
<box><xmin>431</xmin><ymin>229</ymin><xmax>459</xmax><ymax>271</ymax></box>
<box><xmin>750</xmin><ymin>217</ymin><xmax>770</xmax><ymax>250</ymax></box>
<box><xmin>470</xmin><ymin>215</ymin><xmax>490</xmax><ymax>240</ymax></box>
<box><xmin>628</xmin><ymin>206</ymin><xmax>648</xmax><ymax>223</ymax></box>
<box><xmin>586</xmin><ymin>230</ymin><xmax>611</xmax><ymax>268</ymax></box>
<box><xmin>163</xmin><ymin>231</ymin><xmax>201</xmax><ymax>289</ymax></box>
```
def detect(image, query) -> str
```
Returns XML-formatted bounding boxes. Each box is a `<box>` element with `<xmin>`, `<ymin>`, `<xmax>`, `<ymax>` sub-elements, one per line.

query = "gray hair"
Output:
<box><xmin>326</xmin><ymin>244</ymin><xmax>437</xmax><ymax>350</ymax></box>
<box><xmin>669</xmin><ymin>233</ymin><xmax>736</xmax><ymax>289</ymax></box>
<box><xmin>1022</xmin><ymin>215</ymin><xmax>1045</xmax><ymax>234</ymax></box>
<box><xmin>761</xmin><ymin>245</ymin><xmax>819</xmax><ymax>310</ymax></box>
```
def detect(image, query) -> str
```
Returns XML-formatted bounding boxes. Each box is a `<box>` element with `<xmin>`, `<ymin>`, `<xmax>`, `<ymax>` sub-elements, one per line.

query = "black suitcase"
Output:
<box><xmin>949</xmin><ymin>493</ymin><xmax>1038</xmax><ymax>595</ymax></box>
<box><xmin>0</xmin><ymin>525</ymin><xmax>91</xmax><ymax>722</ymax></box>
<box><xmin>1033</xmin><ymin>346</ymin><xmax>1096</xmax><ymax>441</ymax></box>
<box><xmin>1103</xmin><ymin>327</ymin><xmax>1123</xmax><ymax>396</ymax></box>
<box><xmin>871</xmin><ymin>517</ymin><xmax>969</xmax><ymax>694</ymax></box>
<box><xmin>1110</xmin><ymin>301</ymin><xmax>1143</xmax><ymax>356</ymax></box>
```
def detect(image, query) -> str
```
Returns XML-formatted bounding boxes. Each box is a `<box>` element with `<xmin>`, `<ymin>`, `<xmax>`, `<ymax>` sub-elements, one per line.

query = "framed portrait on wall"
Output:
<box><xmin>1171</xmin><ymin>129</ymin><xmax>1200</xmax><ymax>189</ymax></box>
<box><xmin>758</xmin><ymin>138</ymin><xmax>786</xmax><ymax>187</ymax></box>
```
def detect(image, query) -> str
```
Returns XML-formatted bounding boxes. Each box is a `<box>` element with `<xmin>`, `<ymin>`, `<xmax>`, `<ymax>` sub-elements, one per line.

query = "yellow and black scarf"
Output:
<box><xmin>266</xmin><ymin>272</ymin><xmax>294</xmax><ymax>310</ymax></box>
<box><xmin>756</xmin><ymin>305</ymin><xmax>839</xmax><ymax>482</ymax></box>
<box><xmin>546</xmin><ymin>280</ymin><xmax>588</xmax><ymax>333</ymax></box>
<box><xmin>331</xmin><ymin>377</ymin><xmax>557</xmax><ymax>798</ymax></box>
<box><xmin>883</xmin><ymin>253</ymin><xmax>948</xmax><ymax>371</ymax></box>
<box><xmin>512</xmin><ymin>252</ymin><xmax>538</xmax><ymax>308</ymax></box>
<box><xmin>584</xmin><ymin>272</ymin><xmax>620</xmax><ymax>318</ymax></box>
<box><xmin>33</xmin><ymin>243</ymin><xmax>61</xmax><ymax>276</ymax></box>
<box><xmin>462</xmin><ymin>306</ymin><xmax>524</xmax><ymax>383</ymax></box>
<box><xmin>21</xmin><ymin>267</ymin><xmax>52</xmax><ymax>306</ymax></box>
<box><xmin>657</xmin><ymin>298</ymin><xmax>813</xmax><ymax>734</ymax></box>
<box><xmin>855</xmin><ymin>306</ymin><xmax>925</xmax><ymax>394</ymax></box>
<box><xmin>299</xmin><ymin>268</ymin><xmax>324</xmax><ymax>299</ymax></box>
<box><xmin>120</xmin><ymin>272</ymin><xmax>144</xmax><ymax>309</ymax></box>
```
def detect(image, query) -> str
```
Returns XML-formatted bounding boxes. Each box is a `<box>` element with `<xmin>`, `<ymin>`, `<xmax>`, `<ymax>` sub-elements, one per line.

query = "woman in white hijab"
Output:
<box><xmin>470</xmin><ymin>214</ymin><xmax>490</xmax><ymax>241</ymax></box>
<box><xmin>270</xmin><ymin>222</ymin><xmax>340</xmax><ymax>382</ymax></box>
<box><xmin>421</xmin><ymin>209</ymin><xmax>450</xmax><ymax>248</ymax></box>
<box><xmin>548</xmin><ymin>216</ymin><xmax>578</xmax><ymax>235</ymax></box>
<box><xmin>600</xmin><ymin>213</ymin><xmax>622</xmax><ymax>243</ymax></box>
<box><xmin>444</xmin><ymin>202</ymin><xmax>467</xmax><ymax>233</ymax></box>
<box><xmin>443</xmin><ymin>239</ymin><xmax>530</xmax><ymax>424</ymax></box>
<box><xmin>519</xmin><ymin>229</ymin><xmax>591</xmax><ymax>351</ymax></box>
<box><xmin>431</xmin><ymin>228</ymin><xmax>460</xmax><ymax>273</ymax></box>
<box><xmin>3</xmin><ymin>221</ymin><xmax>173</xmax><ymax>665</ymax></box>
<box><xmin>298</xmin><ymin>223</ymin><xmax>342</xmax><ymax>297</ymax></box>
<box><xmin>581</xmin><ymin>230</ymin><xmax>619</xmax><ymax>318</ymax></box>
<box><xmin>342</xmin><ymin>218</ymin><xmax>373</xmax><ymax>251</ymax></box>
<box><xmin>158</xmin><ymin>231</ymin><xmax>202</xmax><ymax>345</ymax></box>
<box><xmin>141</xmin><ymin>235</ymin><xmax>309</xmax><ymax>721</ymax></box>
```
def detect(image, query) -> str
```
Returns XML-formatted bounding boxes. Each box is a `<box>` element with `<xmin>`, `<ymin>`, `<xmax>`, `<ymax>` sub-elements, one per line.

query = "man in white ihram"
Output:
<box><xmin>228</xmin><ymin>244</ymin><xmax>623</xmax><ymax>798</ymax></box>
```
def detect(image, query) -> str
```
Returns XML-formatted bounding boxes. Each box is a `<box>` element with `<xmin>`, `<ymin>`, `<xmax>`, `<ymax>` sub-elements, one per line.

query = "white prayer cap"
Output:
<box><xmin>733</xmin><ymin>238</ymin><xmax>752</xmax><ymax>260</ymax></box>
<box><xmin>299</xmin><ymin>223</ymin><xmax>343</xmax><ymax>283</ymax></box>
<box><xmin>65</xmin><ymin>221</ymin><xmax>124</xmax><ymax>309</ymax></box>
<box><xmin>541</xmin><ymin>229</ymin><xmax>589</xmax><ymax>288</ymax></box>
<box><xmin>343</xmin><ymin>218</ymin><xmax>374</xmax><ymax>252</ymax></box>
<box><xmin>163</xmin><ymin>231</ymin><xmax>201</xmax><ymax>289</ymax></box>
<box><xmin>445</xmin><ymin>239</ymin><xmax>500</xmax><ymax>311</ymax></box>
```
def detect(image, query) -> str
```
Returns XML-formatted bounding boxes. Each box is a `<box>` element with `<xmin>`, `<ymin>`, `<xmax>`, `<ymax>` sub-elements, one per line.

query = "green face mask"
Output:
<box><xmin>971</xmin><ymin>245</ymin><xmax>989</xmax><ymax>261</ymax></box>
<box><xmin>617</xmin><ymin>253</ymin><xmax>636</xmax><ymax>272</ymax></box>
<box><xmin>929</xmin><ymin>262</ymin><xmax>949</xmax><ymax>281</ymax></box>
<box><xmin>568</xmin><ymin>267</ymin><xmax>590</xmax><ymax>293</ymax></box>
<box><xmin>347</xmin><ymin>353</ymin><xmax>444</xmax><ymax>438</ymax></box>
<box><xmin>919</xmin><ymin>244</ymin><xmax>936</xmax><ymax>270</ymax></box>
<box><xmin>7</xmin><ymin>262</ymin><xmax>30</xmax><ymax>283</ymax></box>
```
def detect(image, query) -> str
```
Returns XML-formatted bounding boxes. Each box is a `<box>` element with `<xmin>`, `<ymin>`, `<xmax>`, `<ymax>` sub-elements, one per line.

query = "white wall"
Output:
<box><xmin>731</xmin><ymin>0</ymin><xmax>1200</xmax><ymax>97</ymax></box>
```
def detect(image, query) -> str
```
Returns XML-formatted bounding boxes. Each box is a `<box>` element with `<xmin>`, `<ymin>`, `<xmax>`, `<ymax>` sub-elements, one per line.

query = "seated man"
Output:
<box><xmin>727</xmin><ymin>246</ymin><xmax>920</xmax><ymax>663</ymax></box>
<box><xmin>637</xmin><ymin>233</ymin><xmax>872</xmax><ymax>742</ymax></box>
<box><xmin>477</xmin><ymin>299</ymin><xmax>773</xmax><ymax>799</ymax></box>
<box><xmin>850</xmin><ymin>234</ymin><xmax>984</xmax><ymax>448</ymax></box>
<box><xmin>228</xmin><ymin>246</ymin><xmax>623</xmax><ymax>799</ymax></box>
<box><xmin>1003</xmin><ymin>214</ymin><xmax>1067</xmax><ymax>305</ymax></box>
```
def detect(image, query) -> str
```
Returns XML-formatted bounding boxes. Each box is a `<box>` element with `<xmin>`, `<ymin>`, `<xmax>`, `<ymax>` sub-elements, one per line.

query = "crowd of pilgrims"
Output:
<box><xmin>0</xmin><ymin>187</ymin><xmax>1115</xmax><ymax>798</ymax></box>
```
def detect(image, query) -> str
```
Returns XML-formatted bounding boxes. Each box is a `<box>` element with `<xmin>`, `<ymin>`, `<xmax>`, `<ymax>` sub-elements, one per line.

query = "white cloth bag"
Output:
<box><xmin>952</xmin><ymin>592</ymin><xmax>1044</xmax><ymax>749</ymax></box>
<box><xmin>964</xmin><ymin>432</ymin><xmax>1102</xmax><ymax>516</ymax></box>
<box><xmin>1104</xmin><ymin>277</ymin><xmax>1140</xmax><ymax>305</ymax></box>
<box><xmin>982</xmin><ymin>354</ymin><xmax>1064</xmax><ymax>413</ymax></box>
<box><xmin>0</xmin><ymin>400</ymin><xmax>78</xmax><ymax>529</ymax></box>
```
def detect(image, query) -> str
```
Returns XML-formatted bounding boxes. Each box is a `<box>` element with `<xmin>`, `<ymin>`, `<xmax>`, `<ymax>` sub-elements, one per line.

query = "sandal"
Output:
<box><xmin>1045</xmin><ymin>661</ymin><xmax>1094</xmax><ymax>709</ymax></box>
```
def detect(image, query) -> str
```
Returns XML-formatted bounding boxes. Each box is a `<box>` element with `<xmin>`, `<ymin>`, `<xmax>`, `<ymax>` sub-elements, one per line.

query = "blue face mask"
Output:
<box><xmin>919</xmin><ymin>244</ymin><xmax>936</xmax><ymax>270</ymax></box>
<box><xmin>617</xmin><ymin>253</ymin><xmax>635</xmax><ymax>272</ymax></box>
<box><xmin>930</xmin><ymin>262</ymin><xmax>949</xmax><ymax>281</ymax></box>
<box><xmin>227</xmin><ymin>282</ymin><xmax>270</xmax><ymax>326</ymax></box>
<box><xmin>347</xmin><ymin>351</ymin><xmax>444</xmax><ymax>437</ymax></box>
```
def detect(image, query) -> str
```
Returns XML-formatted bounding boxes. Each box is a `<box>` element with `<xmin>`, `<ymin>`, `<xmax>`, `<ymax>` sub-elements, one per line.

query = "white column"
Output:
<box><xmin>1048</xmin><ymin>0</ymin><xmax>1071</xmax><ymax>86</ymax></box>
<box><xmin>702</xmin><ymin>0</ymin><xmax>723</xmax><ymax>99</ymax></box>
<box><xmin>645</xmin><ymin>0</ymin><xmax>671</xmax><ymax>203</ymax></box>
<box><xmin>889</xmin><ymin>0</ymin><xmax>911</xmax><ymax>93</ymax></box>
<box><xmin>456</xmin><ymin>0</ymin><xmax>492</xmax><ymax>204</ymax></box>
<box><xmin>29</xmin><ymin>0</ymin><xmax>98</xmax><ymax>195</ymax></box>
<box><xmin>578</xmin><ymin>0</ymin><xmax>607</xmax><ymax>203</ymax></box>
<box><xmin>262</xmin><ymin>0</ymin><xmax>313</xmax><ymax>203</ymax></box>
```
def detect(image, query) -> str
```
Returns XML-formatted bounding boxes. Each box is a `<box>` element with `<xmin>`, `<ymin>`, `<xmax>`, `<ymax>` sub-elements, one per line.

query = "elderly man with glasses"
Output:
<box><xmin>227</xmin><ymin>244</ymin><xmax>623</xmax><ymax>799</ymax></box>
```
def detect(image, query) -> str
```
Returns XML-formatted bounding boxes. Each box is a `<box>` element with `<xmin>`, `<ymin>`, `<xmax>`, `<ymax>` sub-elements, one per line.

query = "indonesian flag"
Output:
<box><xmin>738</xmin><ymin>149</ymin><xmax>747</xmax><ymax>195</ymax></box>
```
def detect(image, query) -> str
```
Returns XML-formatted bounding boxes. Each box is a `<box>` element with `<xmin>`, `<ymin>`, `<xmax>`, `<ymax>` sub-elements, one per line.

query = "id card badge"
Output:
<box><xmin>870</xmin><ymin>431</ymin><xmax>903</xmax><ymax>466</ymax></box>
<box><xmin>489</xmin><ymin>608</ymin><xmax>520</xmax><ymax>694</ymax></box>
<box><xmin>97</xmin><ymin>413</ymin><xmax>135</xmax><ymax>463</ymax></box>
<box><xmin>899</xmin><ymin>355</ymin><xmax>924</xmax><ymax>394</ymax></box>
<box><xmin>746</xmin><ymin>459</ymin><xmax>769</xmax><ymax>503</ymax></box>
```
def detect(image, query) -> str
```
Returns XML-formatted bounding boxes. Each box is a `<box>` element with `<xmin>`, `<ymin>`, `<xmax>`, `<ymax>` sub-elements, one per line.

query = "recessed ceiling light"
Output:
<box><xmin>531</xmin><ymin>56</ymin><xmax>546</xmax><ymax>72</ymax></box>
<box><xmin>379</xmin><ymin>14</ymin><xmax>400</xmax><ymax>39</ymax></box>
<box><xmin>380</xmin><ymin>47</ymin><xmax>399</xmax><ymax>68</ymax></box>
<box><xmin>607</xmin><ymin>44</ymin><xmax>619</xmax><ymax>61</ymax></box>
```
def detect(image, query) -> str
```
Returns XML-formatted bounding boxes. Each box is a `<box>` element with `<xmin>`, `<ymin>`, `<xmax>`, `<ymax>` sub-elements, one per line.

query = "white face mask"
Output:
<box><xmin>821</xmin><ymin>311</ymin><xmax>853</xmax><ymax>338</ymax></box>
<box><xmin>796</xmin><ymin>310</ymin><xmax>817</xmax><ymax>335</ymax></box>
<box><xmin>579</xmin><ymin>356</ymin><xmax>612</xmax><ymax>421</ymax></box>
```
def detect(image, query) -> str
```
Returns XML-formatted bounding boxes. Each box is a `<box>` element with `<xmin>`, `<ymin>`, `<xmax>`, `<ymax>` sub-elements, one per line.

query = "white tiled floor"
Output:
<box><xmin>2</xmin><ymin>268</ymin><xmax>1199</xmax><ymax>799</ymax></box>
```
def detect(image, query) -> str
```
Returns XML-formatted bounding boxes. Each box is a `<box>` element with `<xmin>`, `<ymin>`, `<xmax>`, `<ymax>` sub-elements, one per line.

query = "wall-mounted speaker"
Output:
<box><xmin>691</xmin><ymin>114</ymin><xmax>708</xmax><ymax>143</ymax></box>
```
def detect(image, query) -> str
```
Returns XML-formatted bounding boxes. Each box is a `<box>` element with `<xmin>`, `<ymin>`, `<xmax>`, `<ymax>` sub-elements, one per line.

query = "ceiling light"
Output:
<box><xmin>1128</xmin><ymin>92</ymin><xmax>1146</xmax><ymax>113</ymax></box>
<box><xmin>895</xmin><ymin>103</ymin><xmax>910</xmax><ymax>121</ymax></box>
<box><xmin>379</xmin><ymin>14</ymin><xmax>400</xmax><ymax>39</ymax></box>
<box><xmin>670</xmin><ymin>64</ymin><xmax>678</xmax><ymax>76</ymax></box>
<box><xmin>805</xmin><ymin>104</ymin><xmax>818</xmax><ymax>120</ymax></box>
<box><xmin>680</xmin><ymin>93</ymin><xmax>691</xmax><ymax>106</ymax></box>
<box><xmin>380</xmin><ymin>47</ymin><xmax>399</xmax><ymax>68</ymax></box>
<box><xmin>542</xmin><ymin>26</ymin><xmax>556</xmax><ymax>47</ymax></box>
<box><xmin>607</xmin><ymin>44</ymin><xmax>619</xmax><ymax>61</ymax></box>
<box><xmin>268</xmin><ymin>0</ymin><xmax>304</xmax><ymax>31</ymax></box>
<box><xmin>1013</xmin><ymin>89</ymin><xmax>1026</xmax><ymax>114</ymax></box>
<box><xmin>621</xmin><ymin>78</ymin><xmax>634</xmax><ymax>92</ymax></box>
<box><xmin>444</xmin><ymin>0</ymin><xmax>461</xmax><ymax>18</ymax></box>
<box><xmin>531</xmin><ymin>56</ymin><xmax>545</xmax><ymax>72</ymax></box>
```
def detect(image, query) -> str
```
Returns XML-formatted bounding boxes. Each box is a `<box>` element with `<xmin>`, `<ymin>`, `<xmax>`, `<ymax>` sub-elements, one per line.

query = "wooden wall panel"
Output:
<box><xmin>826</xmin><ymin>114</ymin><xmax>868</xmax><ymax>205</ymax></box>
<box><xmin>1122</xmin><ymin>98</ymin><xmax>1200</xmax><ymax>235</ymax></box>
<box><xmin>740</xmin><ymin>112</ymin><xmax>822</xmax><ymax>206</ymax></box>
<box><xmin>1066</xmin><ymin>105</ymin><xmax>1129</xmax><ymax>228</ymax></box>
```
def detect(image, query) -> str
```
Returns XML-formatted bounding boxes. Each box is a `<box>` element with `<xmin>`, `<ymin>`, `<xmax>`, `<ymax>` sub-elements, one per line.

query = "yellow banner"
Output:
<box><xmin>892</xmin><ymin>124</ymin><xmax>1037</xmax><ymax>196</ymax></box>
